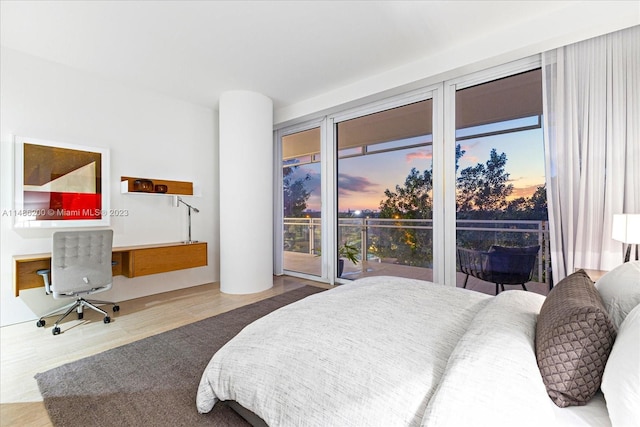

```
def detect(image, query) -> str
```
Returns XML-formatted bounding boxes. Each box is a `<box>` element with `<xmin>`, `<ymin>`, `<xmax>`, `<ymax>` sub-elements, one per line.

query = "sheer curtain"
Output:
<box><xmin>542</xmin><ymin>25</ymin><xmax>640</xmax><ymax>283</ymax></box>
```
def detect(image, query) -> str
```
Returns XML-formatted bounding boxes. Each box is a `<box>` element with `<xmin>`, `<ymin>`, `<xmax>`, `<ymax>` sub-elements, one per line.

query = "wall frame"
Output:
<box><xmin>13</xmin><ymin>136</ymin><xmax>110</xmax><ymax>228</ymax></box>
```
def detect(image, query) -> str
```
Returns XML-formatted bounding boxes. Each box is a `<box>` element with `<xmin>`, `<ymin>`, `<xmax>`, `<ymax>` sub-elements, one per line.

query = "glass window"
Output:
<box><xmin>454</xmin><ymin>69</ymin><xmax>550</xmax><ymax>295</ymax></box>
<box><xmin>336</xmin><ymin>99</ymin><xmax>434</xmax><ymax>281</ymax></box>
<box><xmin>282</xmin><ymin>127</ymin><xmax>322</xmax><ymax>277</ymax></box>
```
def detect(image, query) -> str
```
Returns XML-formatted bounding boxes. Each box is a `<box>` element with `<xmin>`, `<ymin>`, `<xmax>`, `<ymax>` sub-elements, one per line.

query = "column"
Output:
<box><xmin>219</xmin><ymin>90</ymin><xmax>273</xmax><ymax>294</ymax></box>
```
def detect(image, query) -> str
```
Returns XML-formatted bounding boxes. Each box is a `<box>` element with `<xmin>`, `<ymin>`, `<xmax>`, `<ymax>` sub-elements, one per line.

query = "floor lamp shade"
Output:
<box><xmin>612</xmin><ymin>214</ymin><xmax>640</xmax><ymax>262</ymax></box>
<box><xmin>219</xmin><ymin>90</ymin><xmax>273</xmax><ymax>294</ymax></box>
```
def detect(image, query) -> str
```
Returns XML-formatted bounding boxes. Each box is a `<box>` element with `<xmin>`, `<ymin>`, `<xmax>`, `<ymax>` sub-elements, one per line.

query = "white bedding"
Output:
<box><xmin>196</xmin><ymin>276</ymin><xmax>612</xmax><ymax>426</ymax></box>
<box><xmin>421</xmin><ymin>290</ymin><xmax>555</xmax><ymax>426</ymax></box>
<box><xmin>553</xmin><ymin>392</ymin><xmax>611</xmax><ymax>427</ymax></box>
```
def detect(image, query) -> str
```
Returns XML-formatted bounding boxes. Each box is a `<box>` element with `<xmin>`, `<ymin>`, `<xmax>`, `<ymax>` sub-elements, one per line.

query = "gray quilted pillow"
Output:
<box><xmin>595</xmin><ymin>261</ymin><xmax>640</xmax><ymax>328</ymax></box>
<box><xmin>535</xmin><ymin>270</ymin><xmax>616</xmax><ymax>407</ymax></box>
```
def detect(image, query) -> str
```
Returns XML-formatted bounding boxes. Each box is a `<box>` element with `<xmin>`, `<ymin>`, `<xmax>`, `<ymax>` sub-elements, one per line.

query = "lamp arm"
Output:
<box><xmin>175</xmin><ymin>196</ymin><xmax>200</xmax><ymax>244</ymax></box>
<box><xmin>176</xmin><ymin>197</ymin><xmax>199</xmax><ymax>212</ymax></box>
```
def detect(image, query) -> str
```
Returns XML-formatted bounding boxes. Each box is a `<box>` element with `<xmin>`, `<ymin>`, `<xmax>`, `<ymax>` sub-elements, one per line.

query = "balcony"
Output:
<box><xmin>283</xmin><ymin>217</ymin><xmax>551</xmax><ymax>296</ymax></box>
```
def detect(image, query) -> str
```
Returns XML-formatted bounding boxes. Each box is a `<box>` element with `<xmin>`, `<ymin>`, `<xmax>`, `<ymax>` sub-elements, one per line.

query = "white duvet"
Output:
<box><xmin>196</xmin><ymin>276</ymin><xmax>607</xmax><ymax>426</ymax></box>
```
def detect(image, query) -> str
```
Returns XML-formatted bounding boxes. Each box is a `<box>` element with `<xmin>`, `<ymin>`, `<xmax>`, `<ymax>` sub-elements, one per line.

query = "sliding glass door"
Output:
<box><xmin>334</xmin><ymin>98</ymin><xmax>435</xmax><ymax>282</ymax></box>
<box><xmin>453</xmin><ymin>67</ymin><xmax>550</xmax><ymax>294</ymax></box>
<box><xmin>280</xmin><ymin>126</ymin><xmax>322</xmax><ymax>277</ymax></box>
<box><xmin>277</xmin><ymin>56</ymin><xmax>546</xmax><ymax>292</ymax></box>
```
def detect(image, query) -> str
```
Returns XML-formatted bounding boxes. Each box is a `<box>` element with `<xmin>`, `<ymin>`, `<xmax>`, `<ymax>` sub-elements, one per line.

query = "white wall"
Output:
<box><xmin>274</xmin><ymin>3</ymin><xmax>639</xmax><ymax>126</ymax></box>
<box><xmin>0</xmin><ymin>47</ymin><xmax>219</xmax><ymax>326</ymax></box>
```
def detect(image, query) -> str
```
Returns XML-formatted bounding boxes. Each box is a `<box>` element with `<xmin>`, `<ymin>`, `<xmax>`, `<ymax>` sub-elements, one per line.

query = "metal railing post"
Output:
<box><xmin>361</xmin><ymin>217</ymin><xmax>368</xmax><ymax>273</ymax></box>
<box><xmin>543</xmin><ymin>221</ymin><xmax>550</xmax><ymax>287</ymax></box>
<box><xmin>537</xmin><ymin>221</ymin><xmax>543</xmax><ymax>282</ymax></box>
<box><xmin>308</xmin><ymin>217</ymin><xmax>315</xmax><ymax>255</ymax></box>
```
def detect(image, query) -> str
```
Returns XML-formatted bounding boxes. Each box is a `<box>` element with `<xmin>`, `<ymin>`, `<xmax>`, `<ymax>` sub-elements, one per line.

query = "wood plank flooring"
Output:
<box><xmin>0</xmin><ymin>276</ymin><xmax>327</xmax><ymax>427</ymax></box>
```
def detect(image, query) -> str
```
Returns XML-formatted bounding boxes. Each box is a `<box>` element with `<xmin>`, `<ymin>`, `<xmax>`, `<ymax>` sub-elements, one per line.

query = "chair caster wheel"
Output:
<box><xmin>113</xmin><ymin>305</ymin><xmax>120</xmax><ymax>312</ymax></box>
<box><xmin>78</xmin><ymin>312</ymin><xmax>84</xmax><ymax>320</ymax></box>
<box><xmin>52</xmin><ymin>327</ymin><xmax>61</xmax><ymax>335</ymax></box>
<box><xmin>104</xmin><ymin>316</ymin><xmax>111</xmax><ymax>324</ymax></box>
<box><xmin>36</xmin><ymin>319</ymin><xmax>46</xmax><ymax>327</ymax></box>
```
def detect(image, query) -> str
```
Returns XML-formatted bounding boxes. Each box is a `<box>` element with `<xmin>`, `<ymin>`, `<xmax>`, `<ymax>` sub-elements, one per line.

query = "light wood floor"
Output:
<box><xmin>0</xmin><ymin>276</ymin><xmax>327</xmax><ymax>427</ymax></box>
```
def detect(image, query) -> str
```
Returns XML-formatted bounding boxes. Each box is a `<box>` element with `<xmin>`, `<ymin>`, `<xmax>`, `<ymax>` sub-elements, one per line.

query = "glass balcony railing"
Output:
<box><xmin>283</xmin><ymin>217</ymin><xmax>551</xmax><ymax>287</ymax></box>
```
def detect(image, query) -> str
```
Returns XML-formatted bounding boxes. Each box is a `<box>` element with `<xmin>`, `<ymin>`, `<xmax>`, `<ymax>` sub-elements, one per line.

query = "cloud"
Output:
<box><xmin>465</xmin><ymin>155</ymin><xmax>480</xmax><ymax>163</ymax></box>
<box><xmin>509</xmin><ymin>184</ymin><xmax>542</xmax><ymax>200</ymax></box>
<box><xmin>458</xmin><ymin>142</ymin><xmax>480</xmax><ymax>164</ymax></box>
<box><xmin>337</xmin><ymin>173</ymin><xmax>378</xmax><ymax>195</ymax></box>
<box><xmin>406</xmin><ymin>149</ymin><xmax>433</xmax><ymax>163</ymax></box>
<box><xmin>460</xmin><ymin>141</ymin><xmax>480</xmax><ymax>152</ymax></box>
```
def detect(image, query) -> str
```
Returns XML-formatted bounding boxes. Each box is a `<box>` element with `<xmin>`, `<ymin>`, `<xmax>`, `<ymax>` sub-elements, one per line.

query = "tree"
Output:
<box><xmin>505</xmin><ymin>185</ymin><xmax>548</xmax><ymax>220</ymax></box>
<box><xmin>283</xmin><ymin>166</ymin><xmax>311</xmax><ymax>217</ymax></box>
<box><xmin>456</xmin><ymin>148</ymin><xmax>513</xmax><ymax>216</ymax></box>
<box><xmin>379</xmin><ymin>167</ymin><xmax>433</xmax><ymax>219</ymax></box>
<box><xmin>529</xmin><ymin>185</ymin><xmax>548</xmax><ymax>217</ymax></box>
<box><xmin>455</xmin><ymin>144</ymin><xmax>466</xmax><ymax>172</ymax></box>
<box><xmin>376</xmin><ymin>165</ymin><xmax>438</xmax><ymax>267</ymax></box>
<box><xmin>374</xmin><ymin>144</ymin><xmax>547</xmax><ymax>264</ymax></box>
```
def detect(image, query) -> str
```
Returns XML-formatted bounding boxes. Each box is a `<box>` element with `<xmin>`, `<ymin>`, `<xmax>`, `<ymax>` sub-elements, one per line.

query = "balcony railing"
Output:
<box><xmin>283</xmin><ymin>217</ymin><xmax>551</xmax><ymax>286</ymax></box>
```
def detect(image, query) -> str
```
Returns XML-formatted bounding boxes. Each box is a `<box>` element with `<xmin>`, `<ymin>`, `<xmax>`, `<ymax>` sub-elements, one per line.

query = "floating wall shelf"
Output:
<box><xmin>120</xmin><ymin>176</ymin><xmax>194</xmax><ymax>196</ymax></box>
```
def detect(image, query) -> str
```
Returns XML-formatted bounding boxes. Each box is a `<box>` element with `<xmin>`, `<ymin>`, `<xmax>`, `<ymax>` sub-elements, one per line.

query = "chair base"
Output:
<box><xmin>462</xmin><ymin>274</ymin><xmax>527</xmax><ymax>295</ymax></box>
<box><xmin>37</xmin><ymin>298</ymin><xmax>120</xmax><ymax>335</ymax></box>
<box><xmin>496</xmin><ymin>283</ymin><xmax>528</xmax><ymax>295</ymax></box>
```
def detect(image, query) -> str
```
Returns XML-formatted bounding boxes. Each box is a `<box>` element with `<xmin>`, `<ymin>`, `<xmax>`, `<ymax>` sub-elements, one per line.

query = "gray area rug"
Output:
<box><xmin>35</xmin><ymin>285</ymin><xmax>325</xmax><ymax>427</ymax></box>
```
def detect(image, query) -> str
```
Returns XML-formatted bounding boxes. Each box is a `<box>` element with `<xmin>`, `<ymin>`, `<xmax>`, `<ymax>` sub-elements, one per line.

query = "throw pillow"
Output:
<box><xmin>594</xmin><ymin>261</ymin><xmax>640</xmax><ymax>328</ymax></box>
<box><xmin>535</xmin><ymin>270</ymin><xmax>616</xmax><ymax>407</ymax></box>
<box><xmin>601</xmin><ymin>304</ymin><xmax>640</xmax><ymax>426</ymax></box>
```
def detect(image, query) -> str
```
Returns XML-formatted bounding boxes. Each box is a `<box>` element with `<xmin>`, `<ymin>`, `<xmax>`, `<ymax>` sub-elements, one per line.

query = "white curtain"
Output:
<box><xmin>542</xmin><ymin>25</ymin><xmax>640</xmax><ymax>283</ymax></box>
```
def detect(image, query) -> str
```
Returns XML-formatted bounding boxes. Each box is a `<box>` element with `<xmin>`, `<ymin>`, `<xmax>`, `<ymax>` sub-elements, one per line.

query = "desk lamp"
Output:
<box><xmin>174</xmin><ymin>196</ymin><xmax>200</xmax><ymax>244</ymax></box>
<box><xmin>612</xmin><ymin>214</ymin><xmax>640</xmax><ymax>262</ymax></box>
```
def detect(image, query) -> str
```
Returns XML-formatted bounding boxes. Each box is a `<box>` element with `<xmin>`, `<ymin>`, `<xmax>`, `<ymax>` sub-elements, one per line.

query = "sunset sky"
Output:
<box><xmin>288</xmin><ymin>125</ymin><xmax>545</xmax><ymax>213</ymax></box>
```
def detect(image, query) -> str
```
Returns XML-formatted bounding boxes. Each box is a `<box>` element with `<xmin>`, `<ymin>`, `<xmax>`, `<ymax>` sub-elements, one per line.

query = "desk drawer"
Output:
<box><xmin>123</xmin><ymin>242</ymin><xmax>207</xmax><ymax>277</ymax></box>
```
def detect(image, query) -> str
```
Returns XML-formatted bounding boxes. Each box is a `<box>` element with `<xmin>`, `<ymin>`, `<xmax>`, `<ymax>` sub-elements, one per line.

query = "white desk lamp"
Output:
<box><xmin>612</xmin><ymin>214</ymin><xmax>640</xmax><ymax>262</ymax></box>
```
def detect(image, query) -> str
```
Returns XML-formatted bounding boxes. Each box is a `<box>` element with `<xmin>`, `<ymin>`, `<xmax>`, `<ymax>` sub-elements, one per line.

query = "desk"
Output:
<box><xmin>13</xmin><ymin>242</ymin><xmax>207</xmax><ymax>297</ymax></box>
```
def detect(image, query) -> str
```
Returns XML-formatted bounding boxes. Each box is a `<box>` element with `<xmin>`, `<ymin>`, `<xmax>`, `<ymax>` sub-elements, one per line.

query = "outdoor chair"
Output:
<box><xmin>457</xmin><ymin>245</ymin><xmax>540</xmax><ymax>295</ymax></box>
<box><xmin>36</xmin><ymin>229</ymin><xmax>120</xmax><ymax>335</ymax></box>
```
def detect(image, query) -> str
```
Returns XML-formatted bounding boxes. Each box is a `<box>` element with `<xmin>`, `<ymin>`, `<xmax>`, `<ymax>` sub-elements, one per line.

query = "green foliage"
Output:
<box><xmin>379</xmin><ymin>167</ymin><xmax>433</xmax><ymax>219</ymax></box>
<box><xmin>504</xmin><ymin>185</ymin><xmax>548</xmax><ymax>220</ymax></box>
<box><xmin>338</xmin><ymin>242</ymin><xmax>359</xmax><ymax>264</ymax></box>
<box><xmin>374</xmin><ymin>144</ymin><xmax>547</xmax><ymax>266</ymax></box>
<box><xmin>376</xmin><ymin>167</ymin><xmax>435</xmax><ymax>267</ymax></box>
<box><xmin>456</xmin><ymin>149</ymin><xmax>513</xmax><ymax>214</ymax></box>
<box><xmin>283</xmin><ymin>166</ymin><xmax>311</xmax><ymax>217</ymax></box>
<box><xmin>455</xmin><ymin>144</ymin><xmax>466</xmax><ymax>172</ymax></box>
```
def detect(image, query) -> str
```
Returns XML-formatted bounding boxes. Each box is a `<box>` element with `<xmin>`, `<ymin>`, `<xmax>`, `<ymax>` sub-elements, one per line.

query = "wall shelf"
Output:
<box><xmin>120</xmin><ymin>176</ymin><xmax>193</xmax><ymax>196</ymax></box>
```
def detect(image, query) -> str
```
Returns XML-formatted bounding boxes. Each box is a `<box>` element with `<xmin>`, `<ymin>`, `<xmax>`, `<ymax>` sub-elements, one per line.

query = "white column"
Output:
<box><xmin>219</xmin><ymin>91</ymin><xmax>273</xmax><ymax>294</ymax></box>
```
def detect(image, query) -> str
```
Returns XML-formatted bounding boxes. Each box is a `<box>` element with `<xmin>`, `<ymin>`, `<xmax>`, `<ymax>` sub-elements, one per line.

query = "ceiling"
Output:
<box><xmin>0</xmin><ymin>1</ymin><xmax>637</xmax><ymax>112</ymax></box>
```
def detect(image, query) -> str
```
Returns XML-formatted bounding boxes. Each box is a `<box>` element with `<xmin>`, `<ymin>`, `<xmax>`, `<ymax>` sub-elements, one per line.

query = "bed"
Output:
<box><xmin>197</xmin><ymin>262</ymin><xmax>640</xmax><ymax>427</ymax></box>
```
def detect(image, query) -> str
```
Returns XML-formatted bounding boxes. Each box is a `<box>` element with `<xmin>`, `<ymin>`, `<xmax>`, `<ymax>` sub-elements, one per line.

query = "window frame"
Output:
<box><xmin>275</xmin><ymin>55</ymin><xmax>542</xmax><ymax>287</ymax></box>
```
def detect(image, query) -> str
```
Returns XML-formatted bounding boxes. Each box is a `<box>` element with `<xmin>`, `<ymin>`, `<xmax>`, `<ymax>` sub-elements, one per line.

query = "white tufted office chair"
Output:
<box><xmin>36</xmin><ymin>229</ymin><xmax>120</xmax><ymax>335</ymax></box>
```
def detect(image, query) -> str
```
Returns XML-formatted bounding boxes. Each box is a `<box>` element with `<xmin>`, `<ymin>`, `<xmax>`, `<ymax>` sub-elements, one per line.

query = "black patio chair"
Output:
<box><xmin>457</xmin><ymin>245</ymin><xmax>540</xmax><ymax>295</ymax></box>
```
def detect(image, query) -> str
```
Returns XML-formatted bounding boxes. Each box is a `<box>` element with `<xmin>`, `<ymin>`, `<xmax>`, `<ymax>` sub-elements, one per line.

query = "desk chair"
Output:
<box><xmin>36</xmin><ymin>229</ymin><xmax>120</xmax><ymax>335</ymax></box>
<box><xmin>458</xmin><ymin>245</ymin><xmax>540</xmax><ymax>295</ymax></box>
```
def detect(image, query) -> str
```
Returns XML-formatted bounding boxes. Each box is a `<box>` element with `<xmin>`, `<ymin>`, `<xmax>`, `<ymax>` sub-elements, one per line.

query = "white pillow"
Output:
<box><xmin>601</xmin><ymin>303</ymin><xmax>640</xmax><ymax>427</ymax></box>
<box><xmin>595</xmin><ymin>261</ymin><xmax>640</xmax><ymax>328</ymax></box>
